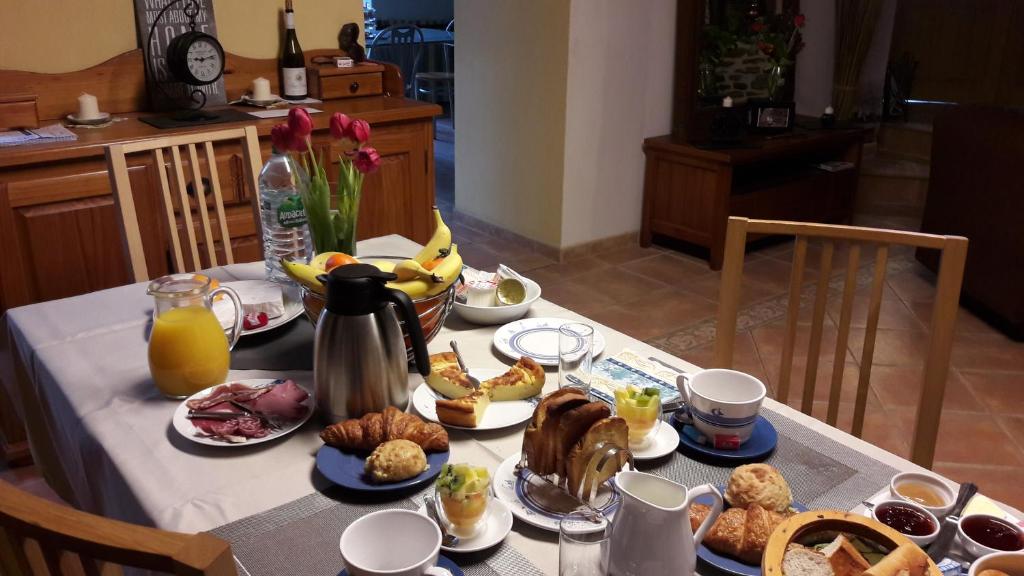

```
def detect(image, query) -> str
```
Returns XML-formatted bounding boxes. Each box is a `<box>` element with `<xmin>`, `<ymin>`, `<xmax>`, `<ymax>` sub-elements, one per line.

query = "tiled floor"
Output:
<box><xmin>445</xmin><ymin>212</ymin><xmax>1024</xmax><ymax>510</ymax></box>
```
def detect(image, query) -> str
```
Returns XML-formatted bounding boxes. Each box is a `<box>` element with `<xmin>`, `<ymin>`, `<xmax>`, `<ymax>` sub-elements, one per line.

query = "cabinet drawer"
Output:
<box><xmin>316</xmin><ymin>73</ymin><xmax>383</xmax><ymax>100</ymax></box>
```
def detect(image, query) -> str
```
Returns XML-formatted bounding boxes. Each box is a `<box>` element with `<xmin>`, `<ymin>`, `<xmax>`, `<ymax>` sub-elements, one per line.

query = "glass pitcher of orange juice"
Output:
<box><xmin>147</xmin><ymin>274</ymin><xmax>243</xmax><ymax>398</ymax></box>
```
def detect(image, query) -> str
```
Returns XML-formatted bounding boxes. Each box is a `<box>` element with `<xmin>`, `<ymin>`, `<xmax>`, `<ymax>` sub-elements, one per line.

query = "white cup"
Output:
<box><xmin>340</xmin><ymin>509</ymin><xmax>449</xmax><ymax>576</ymax></box>
<box><xmin>676</xmin><ymin>369</ymin><xmax>766</xmax><ymax>449</ymax></box>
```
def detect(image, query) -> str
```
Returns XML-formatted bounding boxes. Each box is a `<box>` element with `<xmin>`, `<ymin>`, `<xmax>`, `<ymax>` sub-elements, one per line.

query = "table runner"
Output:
<box><xmin>210</xmin><ymin>489</ymin><xmax>546</xmax><ymax>576</ymax></box>
<box><xmin>209</xmin><ymin>404</ymin><xmax>895</xmax><ymax>576</ymax></box>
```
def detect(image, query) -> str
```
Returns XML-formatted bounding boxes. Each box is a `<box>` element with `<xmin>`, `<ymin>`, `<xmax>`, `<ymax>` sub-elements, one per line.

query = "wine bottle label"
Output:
<box><xmin>282</xmin><ymin>67</ymin><xmax>307</xmax><ymax>97</ymax></box>
<box><xmin>277</xmin><ymin>195</ymin><xmax>308</xmax><ymax>228</ymax></box>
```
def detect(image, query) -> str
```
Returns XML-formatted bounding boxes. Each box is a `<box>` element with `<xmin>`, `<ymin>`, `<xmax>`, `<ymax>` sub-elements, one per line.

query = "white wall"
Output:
<box><xmin>858</xmin><ymin>0</ymin><xmax>898</xmax><ymax>117</ymax></box>
<box><xmin>795</xmin><ymin>0</ymin><xmax>836</xmax><ymax>116</ymax></box>
<box><xmin>559</xmin><ymin>0</ymin><xmax>677</xmax><ymax>248</ymax></box>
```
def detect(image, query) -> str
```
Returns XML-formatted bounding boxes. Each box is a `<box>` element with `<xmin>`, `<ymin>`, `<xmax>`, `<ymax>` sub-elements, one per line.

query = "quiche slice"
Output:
<box><xmin>435</xmin><ymin>390</ymin><xmax>491</xmax><ymax>428</ymax></box>
<box><xmin>481</xmin><ymin>356</ymin><xmax>545</xmax><ymax>401</ymax></box>
<box><xmin>425</xmin><ymin>352</ymin><xmax>476</xmax><ymax>399</ymax></box>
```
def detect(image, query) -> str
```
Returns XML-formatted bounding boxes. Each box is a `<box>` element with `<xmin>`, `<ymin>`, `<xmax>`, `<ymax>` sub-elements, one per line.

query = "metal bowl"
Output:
<box><xmin>300</xmin><ymin>256</ymin><xmax>456</xmax><ymax>361</ymax></box>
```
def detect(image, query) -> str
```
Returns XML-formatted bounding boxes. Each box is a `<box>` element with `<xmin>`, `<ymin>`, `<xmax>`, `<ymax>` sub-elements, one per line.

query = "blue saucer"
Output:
<box><xmin>693</xmin><ymin>488</ymin><xmax>808</xmax><ymax>576</ymax></box>
<box><xmin>316</xmin><ymin>445</ymin><xmax>449</xmax><ymax>492</ymax></box>
<box><xmin>675</xmin><ymin>414</ymin><xmax>778</xmax><ymax>463</ymax></box>
<box><xmin>339</xmin><ymin>554</ymin><xmax>463</xmax><ymax>576</ymax></box>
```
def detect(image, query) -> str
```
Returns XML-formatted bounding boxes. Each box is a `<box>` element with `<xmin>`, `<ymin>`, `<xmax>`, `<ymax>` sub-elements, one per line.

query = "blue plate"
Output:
<box><xmin>675</xmin><ymin>414</ymin><xmax>778</xmax><ymax>463</ymax></box>
<box><xmin>316</xmin><ymin>445</ymin><xmax>449</xmax><ymax>492</ymax></box>
<box><xmin>694</xmin><ymin>488</ymin><xmax>808</xmax><ymax>576</ymax></box>
<box><xmin>339</xmin><ymin>554</ymin><xmax>463</xmax><ymax>576</ymax></box>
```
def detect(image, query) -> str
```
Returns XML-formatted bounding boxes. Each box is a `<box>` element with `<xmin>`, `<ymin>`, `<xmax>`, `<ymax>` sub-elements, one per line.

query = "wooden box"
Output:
<box><xmin>0</xmin><ymin>94</ymin><xmax>39</xmax><ymax>130</ymax></box>
<box><xmin>307</xmin><ymin>63</ymin><xmax>385</xmax><ymax>100</ymax></box>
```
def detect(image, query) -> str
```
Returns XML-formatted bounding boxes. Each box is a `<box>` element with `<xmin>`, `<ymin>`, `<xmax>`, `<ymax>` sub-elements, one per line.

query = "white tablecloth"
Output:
<box><xmin>1</xmin><ymin>234</ymin><xmax>975</xmax><ymax>576</ymax></box>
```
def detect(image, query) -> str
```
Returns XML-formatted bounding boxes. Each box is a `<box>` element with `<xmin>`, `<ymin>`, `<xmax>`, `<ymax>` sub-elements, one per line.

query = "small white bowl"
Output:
<box><xmin>968</xmin><ymin>550</ymin><xmax>1024</xmax><ymax>576</ymax></box>
<box><xmin>958</xmin><ymin>514</ymin><xmax>1024</xmax><ymax>560</ymax></box>
<box><xmin>871</xmin><ymin>499</ymin><xmax>941</xmax><ymax>547</ymax></box>
<box><xmin>453</xmin><ymin>276</ymin><xmax>541</xmax><ymax>325</ymax></box>
<box><xmin>890</xmin><ymin>471</ymin><xmax>956</xmax><ymax>518</ymax></box>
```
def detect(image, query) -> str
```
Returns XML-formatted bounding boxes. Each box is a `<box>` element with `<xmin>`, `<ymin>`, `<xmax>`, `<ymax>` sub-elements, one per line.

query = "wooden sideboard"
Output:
<box><xmin>640</xmin><ymin>127</ymin><xmax>865</xmax><ymax>269</ymax></box>
<box><xmin>0</xmin><ymin>49</ymin><xmax>440</xmax><ymax>462</ymax></box>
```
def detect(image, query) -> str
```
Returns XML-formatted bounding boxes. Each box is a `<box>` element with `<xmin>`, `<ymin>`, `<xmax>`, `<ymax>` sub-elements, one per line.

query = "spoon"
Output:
<box><xmin>425</xmin><ymin>495</ymin><xmax>459</xmax><ymax>548</ymax></box>
<box><xmin>449</xmin><ymin>340</ymin><xmax>481</xmax><ymax>390</ymax></box>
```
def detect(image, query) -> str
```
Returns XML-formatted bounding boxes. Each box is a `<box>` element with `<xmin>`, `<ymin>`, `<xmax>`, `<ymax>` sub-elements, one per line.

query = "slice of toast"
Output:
<box><xmin>554</xmin><ymin>402</ymin><xmax>611</xmax><ymax>479</ymax></box>
<box><xmin>435</xmin><ymin>389</ymin><xmax>490</xmax><ymax>428</ymax></box>
<box><xmin>522</xmin><ymin>388</ymin><xmax>587</xmax><ymax>475</ymax></box>
<box><xmin>565</xmin><ymin>416</ymin><xmax>628</xmax><ymax>497</ymax></box>
<box><xmin>821</xmin><ymin>535</ymin><xmax>872</xmax><ymax>576</ymax></box>
<box><xmin>536</xmin><ymin>395</ymin><xmax>590</xmax><ymax>476</ymax></box>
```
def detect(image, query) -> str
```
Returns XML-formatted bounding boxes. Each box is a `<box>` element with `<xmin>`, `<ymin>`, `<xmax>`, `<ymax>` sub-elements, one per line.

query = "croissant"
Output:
<box><xmin>321</xmin><ymin>406</ymin><xmax>449</xmax><ymax>452</ymax></box>
<box><xmin>689</xmin><ymin>503</ymin><xmax>790</xmax><ymax>565</ymax></box>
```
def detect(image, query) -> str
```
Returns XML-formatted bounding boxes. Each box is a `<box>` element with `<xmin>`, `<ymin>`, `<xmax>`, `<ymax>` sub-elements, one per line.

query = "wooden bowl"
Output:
<box><xmin>762</xmin><ymin>510</ymin><xmax>943</xmax><ymax>576</ymax></box>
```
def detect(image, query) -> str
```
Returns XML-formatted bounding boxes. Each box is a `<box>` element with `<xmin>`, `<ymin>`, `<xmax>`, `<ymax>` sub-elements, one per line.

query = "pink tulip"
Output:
<box><xmin>353</xmin><ymin>147</ymin><xmax>381</xmax><ymax>174</ymax></box>
<box><xmin>288</xmin><ymin>130</ymin><xmax>309</xmax><ymax>153</ymax></box>
<box><xmin>270</xmin><ymin>124</ymin><xmax>292</xmax><ymax>153</ymax></box>
<box><xmin>330</xmin><ymin>113</ymin><xmax>352</xmax><ymax>140</ymax></box>
<box><xmin>288</xmin><ymin>107</ymin><xmax>314</xmax><ymax>137</ymax></box>
<box><xmin>347</xmin><ymin>119</ymin><xmax>371</xmax><ymax>144</ymax></box>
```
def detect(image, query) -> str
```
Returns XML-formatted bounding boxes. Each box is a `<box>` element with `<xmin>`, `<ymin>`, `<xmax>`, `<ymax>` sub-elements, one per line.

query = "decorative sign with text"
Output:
<box><xmin>134</xmin><ymin>0</ymin><xmax>227</xmax><ymax>111</ymax></box>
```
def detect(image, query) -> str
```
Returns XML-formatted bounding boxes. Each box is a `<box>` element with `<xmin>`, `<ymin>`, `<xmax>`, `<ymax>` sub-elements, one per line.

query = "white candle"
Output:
<box><xmin>251</xmin><ymin>77</ymin><xmax>272</xmax><ymax>101</ymax></box>
<box><xmin>77</xmin><ymin>93</ymin><xmax>100</xmax><ymax>120</ymax></box>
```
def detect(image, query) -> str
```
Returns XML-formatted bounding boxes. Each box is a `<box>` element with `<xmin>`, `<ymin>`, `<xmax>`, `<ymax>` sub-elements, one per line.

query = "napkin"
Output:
<box><xmin>213</xmin><ymin>280</ymin><xmax>285</xmax><ymax>328</ymax></box>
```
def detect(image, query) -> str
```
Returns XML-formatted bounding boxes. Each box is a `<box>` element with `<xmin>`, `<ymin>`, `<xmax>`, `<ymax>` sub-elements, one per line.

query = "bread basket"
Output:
<box><xmin>762</xmin><ymin>510</ymin><xmax>943</xmax><ymax>576</ymax></box>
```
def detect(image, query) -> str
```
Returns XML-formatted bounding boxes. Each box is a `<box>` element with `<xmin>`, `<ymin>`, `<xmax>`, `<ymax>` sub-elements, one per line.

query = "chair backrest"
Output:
<box><xmin>105</xmin><ymin>126</ymin><xmax>263</xmax><ymax>283</ymax></box>
<box><xmin>0</xmin><ymin>480</ymin><xmax>236</xmax><ymax>575</ymax></box>
<box><xmin>368</xmin><ymin>25</ymin><xmax>425</xmax><ymax>96</ymax></box>
<box><xmin>713</xmin><ymin>217</ymin><xmax>968</xmax><ymax>468</ymax></box>
<box><xmin>443</xmin><ymin>20</ymin><xmax>455</xmax><ymax>75</ymax></box>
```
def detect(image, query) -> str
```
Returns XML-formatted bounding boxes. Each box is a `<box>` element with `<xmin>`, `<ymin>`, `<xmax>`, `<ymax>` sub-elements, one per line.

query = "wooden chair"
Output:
<box><xmin>105</xmin><ymin>126</ymin><xmax>263</xmax><ymax>283</ymax></box>
<box><xmin>713</xmin><ymin>217</ymin><xmax>968</xmax><ymax>468</ymax></box>
<box><xmin>415</xmin><ymin>20</ymin><xmax>455</xmax><ymax>123</ymax></box>
<box><xmin>0</xmin><ymin>480</ymin><xmax>236</xmax><ymax>575</ymax></box>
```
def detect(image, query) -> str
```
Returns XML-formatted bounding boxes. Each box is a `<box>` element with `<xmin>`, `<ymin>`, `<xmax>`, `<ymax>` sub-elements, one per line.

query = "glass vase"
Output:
<box><xmin>334</xmin><ymin>181</ymin><xmax>360</xmax><ymax>256</ymax></box>
<box><xmin>766</xmin><ymin>65</ymin><xmax>785</xmax><ymax>101</ymax></box>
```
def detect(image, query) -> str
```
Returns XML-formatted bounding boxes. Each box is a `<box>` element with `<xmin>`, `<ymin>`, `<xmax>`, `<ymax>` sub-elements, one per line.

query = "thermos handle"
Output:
<box><xmin>385</xmin><ymin>288</ymin><xmax>431</xmax><ymax>376</ymax></box>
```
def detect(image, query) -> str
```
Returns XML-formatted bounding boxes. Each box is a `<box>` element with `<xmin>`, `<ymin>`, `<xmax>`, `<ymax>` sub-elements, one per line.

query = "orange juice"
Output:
<box><xmin>148</xmin><ymin>305</ymin><xmax>230</xmax><ymax>398</ymax></box>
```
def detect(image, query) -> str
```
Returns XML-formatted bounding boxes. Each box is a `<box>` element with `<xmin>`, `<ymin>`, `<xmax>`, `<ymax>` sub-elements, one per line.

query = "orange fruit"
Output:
<box><xmin>423</xmin><ymin>257</ymin><xmax>445</xmax><ymax>271</ymax></box>
<box><xmin>325</xmin><ymin>253</ymin><xmax>359</xmax><ymax>271</ymax></box>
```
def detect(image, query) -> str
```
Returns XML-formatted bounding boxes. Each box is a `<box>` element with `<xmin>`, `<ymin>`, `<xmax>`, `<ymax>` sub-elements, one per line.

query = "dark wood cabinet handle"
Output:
<box><xmin>186</xmin><ymin>177</ymin><xmax>211</xmax><ymax>198</ymax></box>
<box><xmin>349</xmin><ymin>81</ymin><xmax>360</xmax><ymax>93</ymax></box>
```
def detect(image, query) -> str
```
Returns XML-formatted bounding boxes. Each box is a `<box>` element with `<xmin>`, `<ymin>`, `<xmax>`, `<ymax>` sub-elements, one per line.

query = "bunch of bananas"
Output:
<box><xmin>280</xmin><ymin>207</ymin><xmax>463</xmax><ymax>300</ymax></box>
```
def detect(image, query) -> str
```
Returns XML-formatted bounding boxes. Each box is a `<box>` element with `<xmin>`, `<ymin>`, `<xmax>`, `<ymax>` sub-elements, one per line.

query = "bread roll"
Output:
<box><xmin>364</xmin><ymin>439</ymin><xmax>428</xmax><ymax>483</ymax></box>
<box><xmin>725</xmin><ymin>463</ymin><xmax>793</xmax><ymax>513</ymax></box>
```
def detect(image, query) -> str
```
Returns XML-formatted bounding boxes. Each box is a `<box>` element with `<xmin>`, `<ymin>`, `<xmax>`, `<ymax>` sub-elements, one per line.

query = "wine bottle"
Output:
<box><xmin>280</xmin><ymin>0</ymin><xmax>307</xmax><ymax>100</ymax></box>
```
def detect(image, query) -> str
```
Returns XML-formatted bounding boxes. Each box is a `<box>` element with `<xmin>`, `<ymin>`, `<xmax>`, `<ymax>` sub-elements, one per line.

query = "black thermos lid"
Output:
<box><xmin>322</xmin><ymin>263</ymin><xmax>398</xmax><ymax>316</ymax></box>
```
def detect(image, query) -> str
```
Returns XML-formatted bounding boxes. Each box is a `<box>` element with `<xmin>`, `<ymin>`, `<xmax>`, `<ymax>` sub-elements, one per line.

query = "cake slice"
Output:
<box><xmin>554</xmin><ymin>402</ymin><xmax>611</xmax><ymax>479</ymax></box>
<box><xmin>425</xmin><ymin>352</ymin><xmax>476</xmax><ymax>399</ymax></box>
<box><xmin>565</xmin><ymin>417</ymin><xmax>628</xmax><ymax>498</ymax></box>
<box><xmin>435</xmin><ymin>389</ymin><xmax>490</xmax><ymax>428</ymax></box>
<box><xmin>482</xmin><ymin>356</ymin><xmax>546</xmax><ymax>401</ymax></box>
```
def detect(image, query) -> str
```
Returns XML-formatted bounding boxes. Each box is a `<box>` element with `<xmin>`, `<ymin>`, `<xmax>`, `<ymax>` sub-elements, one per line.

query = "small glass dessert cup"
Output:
<box><xmin>614</xmin><ymin>385</ymin><xmax>662</xmax><ymax>450</ymax></box>
<box><xmin>434</xmin><ymin>463</ymin><xmax>492</xmax><ymax>538</ymax></box>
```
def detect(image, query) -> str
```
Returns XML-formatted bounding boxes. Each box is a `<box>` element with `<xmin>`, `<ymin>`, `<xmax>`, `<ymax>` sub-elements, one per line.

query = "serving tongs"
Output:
<box><xmin>515</xmin><ymin>441</ymin><xmax>634</xmax><ymax>511</ymax></box>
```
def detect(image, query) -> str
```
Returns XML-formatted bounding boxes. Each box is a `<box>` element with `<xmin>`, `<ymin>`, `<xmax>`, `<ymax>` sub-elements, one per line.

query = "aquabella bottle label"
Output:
<box><xmin>277</xmin><ymin>195</ymin><xmax>308</xmax><ymax>228</ymax></box>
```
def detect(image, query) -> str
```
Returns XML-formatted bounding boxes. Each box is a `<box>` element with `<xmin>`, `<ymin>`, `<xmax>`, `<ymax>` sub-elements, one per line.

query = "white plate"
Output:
<box><xmin>213</xmin><ymin>281</ymin><xmax>304</xmax><ymax>336</ymax></box>
<box><xmin>629</xmin><ymin>421</ymin><xmax>678</xmax><ymax>461</ymax></box>
<box><xmin>66</xmin><ymin>112</ymin><xmax>111</xmax><ymax>125</ymax></box>
<box><xmin>412</xmin><ymin>370</ymin><xmax>538</xmax><ymax>430</ymax></box>
<box><xmin>492</xmin><ymin>317</ymin><xmax>606</xmax><ymax>366</ymax></box>
<box><xmin>491</xmin><ymin>453</ymin><xmax>621</xmax><ymax>532</ymax></box>
<box><xmin>416</xmin><ymin>498</ymin><xmax>513</xmax><ymax>553</ymax></box>
<box><xmin>172</xmin><ymin>378</ymin><xmax>313</xmax><ymax>446</ymax></box>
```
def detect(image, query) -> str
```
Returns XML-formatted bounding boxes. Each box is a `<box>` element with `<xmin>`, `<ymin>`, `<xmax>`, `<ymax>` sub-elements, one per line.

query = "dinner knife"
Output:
<box><xmin>927</xmin><ymin>482</ymin><xmax>978</xmax><ymax>562</ymax></box>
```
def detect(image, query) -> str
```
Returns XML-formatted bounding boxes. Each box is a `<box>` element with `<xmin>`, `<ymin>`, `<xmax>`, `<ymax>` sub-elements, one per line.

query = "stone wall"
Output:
<box><xmin>716</xmin><ymin>41</ymin><xmax>777</xmax><ymax>102</ymax></box>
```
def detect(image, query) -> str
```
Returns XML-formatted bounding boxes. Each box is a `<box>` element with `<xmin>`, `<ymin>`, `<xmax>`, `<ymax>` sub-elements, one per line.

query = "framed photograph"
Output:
<box><xmin>747</xmin><ymin>101</ymin><xmax>795</xmax><ymax>132</ymax></box>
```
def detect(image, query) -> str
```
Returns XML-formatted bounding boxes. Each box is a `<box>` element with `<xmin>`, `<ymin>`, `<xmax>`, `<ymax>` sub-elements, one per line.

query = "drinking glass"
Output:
<box><xmin>559</xmin><ymin>509</ymin><xmax>610</xmax><ymax>576</ymax></box>
<box><xmin>434</xmin><ymin>474</ymin><xmax>492</xmax><ymax>538</ymax></box>
<box><xmin>614</xmin><ymin>386</ymin><xmax>663</xmax><ymax>450</ymax></box>
<box><xmin>559</xmin><ymin>323</ymin><xmax>594</xmax><ymax>394</ymax></box>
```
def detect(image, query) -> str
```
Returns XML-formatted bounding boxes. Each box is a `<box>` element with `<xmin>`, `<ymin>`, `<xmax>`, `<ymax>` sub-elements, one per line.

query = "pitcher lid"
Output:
<box><xmin>322</xmin><ymin>263</ymin><xmax>398</xmax><ymax>316</ymax></box>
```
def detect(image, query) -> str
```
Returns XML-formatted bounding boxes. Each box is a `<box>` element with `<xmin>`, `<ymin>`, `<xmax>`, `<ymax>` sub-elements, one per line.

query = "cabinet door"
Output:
<box><xmin>322</xmin><ymin>121</ymin><xmax>435</xmax><ymax>245</ymax></box>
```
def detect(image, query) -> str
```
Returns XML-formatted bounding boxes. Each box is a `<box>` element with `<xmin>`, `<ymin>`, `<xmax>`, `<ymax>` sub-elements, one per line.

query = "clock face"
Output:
<box><xmin>185</xmin><ymin>38</ymin><xmax>223</xmax><ymax>84</ymax></box>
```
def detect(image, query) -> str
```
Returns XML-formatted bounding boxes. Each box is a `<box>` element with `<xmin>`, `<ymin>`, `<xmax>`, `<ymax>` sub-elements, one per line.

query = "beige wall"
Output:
<box><xmin>453</xmin><ymin>0</ymin><xmax>570</xmax><ymax>248</ymax></box>
<box><xmin>0</xmin><ymin>0</ymin><xmax>363</xmax><ymax>73</ymax></box>
<box><xmin>560</xmin><ymin>0</ymin><xmax>676</xmax><ymax>248</ymax></box>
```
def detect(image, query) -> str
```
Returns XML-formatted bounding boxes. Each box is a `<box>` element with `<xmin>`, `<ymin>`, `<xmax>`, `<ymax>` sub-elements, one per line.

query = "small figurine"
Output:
<box><xmin>338</xmin><ymin>23</ymin><xmax>366</xmax><ymax>63</ymax></box>
<box><xmin>821</xmin><ymin>105</ymin><xmax>836</xmax><ymax>128</ymax></box>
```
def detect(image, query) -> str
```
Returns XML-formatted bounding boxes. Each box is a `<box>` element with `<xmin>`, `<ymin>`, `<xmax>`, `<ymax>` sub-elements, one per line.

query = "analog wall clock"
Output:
<box><xmin>167</xmin><ymin>30</ymin><xmax>225</xmax><ymax>86</ymax></box>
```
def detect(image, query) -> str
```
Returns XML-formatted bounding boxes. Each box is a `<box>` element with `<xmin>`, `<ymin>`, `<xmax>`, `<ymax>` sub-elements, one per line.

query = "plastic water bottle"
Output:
<box><xmin>258</xmin><ymin>151</ymin><xmax>312</xmax><ymax>285</ymax></box>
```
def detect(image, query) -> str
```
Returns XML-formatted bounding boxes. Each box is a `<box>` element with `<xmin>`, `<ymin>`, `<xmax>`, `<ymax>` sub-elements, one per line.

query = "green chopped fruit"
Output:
<box><xmin>435</xmin><ymin>463</ymin><xmax>489</xmax><ymax>496</ymax></box>
<box><xmin>634</xmin><ymin>395</ymin><xmax>654</xmax><ymax>408</ymax></box>
<box><xmin>643</xmin><ymin>387</ymin><xmax>661</xmax><ymax>397</ymax></box>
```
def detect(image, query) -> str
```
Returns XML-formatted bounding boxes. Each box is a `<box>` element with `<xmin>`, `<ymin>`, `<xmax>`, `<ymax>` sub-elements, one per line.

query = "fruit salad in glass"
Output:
<box><xmin>614</xmin><ymin>385</ymin><xmax>662</xmax><ymax>449</ymax></box>
<box><xmin>435</xmin><ymin>463</ymin><xmax>491</xmax><ymax>537</ymax></box>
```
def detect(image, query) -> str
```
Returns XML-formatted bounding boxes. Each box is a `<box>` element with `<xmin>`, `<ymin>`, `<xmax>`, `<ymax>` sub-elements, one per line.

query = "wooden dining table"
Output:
<box><xmin>1</xmin><ymin>234</ymin><xmax>1016</xmax><ymax>576</ymax></box>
